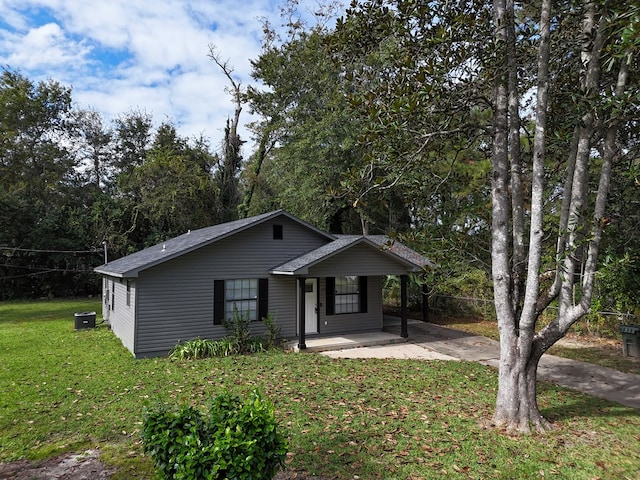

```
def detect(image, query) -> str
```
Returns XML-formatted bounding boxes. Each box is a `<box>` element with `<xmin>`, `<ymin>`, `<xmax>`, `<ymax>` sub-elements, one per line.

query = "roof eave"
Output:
<box><xmin>95</xmin><ymin>210</ymin><xmax>336</xmax><ymax>277</ymax></box>
<box><xmin>93</xmin><ymin>266</ymin><xmax>138</xmax><ymax>278</ymax></box>
<box><xmin>269</xmin><ymin>269</ymin><xmax>302</xmax><ymax>276</ymax></box>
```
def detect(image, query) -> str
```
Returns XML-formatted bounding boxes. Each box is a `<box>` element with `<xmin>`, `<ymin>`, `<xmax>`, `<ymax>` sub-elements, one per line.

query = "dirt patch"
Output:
<box><xmin>556</xmin><ymin>333</ymin><xmax>619</xmax><ymax>349</ymax></box>
<box><xmin>0</xmin><ymin>451</ymin><xmax>332</xmax><ymax>480</ymax></box>
<box><xmin>0</xmin><ymin>450</ymin><xmax>114</xmax><ymax>480</ymax></box>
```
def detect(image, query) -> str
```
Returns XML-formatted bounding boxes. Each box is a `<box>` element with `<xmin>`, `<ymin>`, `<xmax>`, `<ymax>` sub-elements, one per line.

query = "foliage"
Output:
<box><xmin>262</xmin><ymin>313</ymin><xmax>282</xmax><ymax>350</ymax></box>
<box><xmin>115</xmin><ymin>121</ymin><xmax>221</xmax><ymax>249</ymax></box>
<box><xmin>330</xmin><ymin>0</ymin><xmax>640</xmax><ymax>431</ymax></box>
<box><xmin>246</xmin><ymin>6</ymin><xmax>412</xmax><ymax>234</ymax></box>
<box><xmin>169</xmin><ymin>337</ymin><xmax>266</xmax><ymax>361</ymax></box>
<box><xmin>142</xmin><ymin>390</ymin><xmax>287</xmax><ymax>480</ymax></box>
<box><xmin>141</xmin><ymin>404</ymin><xmax>207</xmax><ymax>479</ymax></box>
<box><xmin>0</xmin><ymin>68</ymin><xmax>101</xmax><ymax>299</ymax></box>
<box><xmin>169</xmin><ymin>311</ymin><xmax>283</xmax><ymax>360</ymax></box>
<box><xmin>382</xmin><ymin>274</ymin><xmax>424</xmax><ymax>310</ymax></box>
<box><xmin>0</xmin><ymin>69</ymin><xmax>229</xmax><ymax>300</ymax></box>
<box><xmin>170</xmin><ymin>338</ymin><xmax>227</xmax><ymax>361</ymax></box>
<box><xmin>585</xmin><ymin>252</ymin><xmax>640</xmax><ymax>336</ymax></box>
<box><xmin>223</xmin><ymin>308</ymin><xmax>256</xmax><ymax>354</ymax></box>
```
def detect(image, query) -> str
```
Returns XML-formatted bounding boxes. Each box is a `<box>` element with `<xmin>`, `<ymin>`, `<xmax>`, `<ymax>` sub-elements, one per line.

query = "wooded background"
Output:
<box><xmin>1</xmin><ymin>1</ymin><xmax>638</xmax><ymax>341</ymax></box>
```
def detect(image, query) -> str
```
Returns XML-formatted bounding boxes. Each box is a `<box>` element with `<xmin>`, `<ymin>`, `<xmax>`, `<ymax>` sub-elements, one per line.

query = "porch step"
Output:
<box><xmin>289</xmin><ymin>332</ymin><xmax>408</xmax><ymax>353</ymax></box>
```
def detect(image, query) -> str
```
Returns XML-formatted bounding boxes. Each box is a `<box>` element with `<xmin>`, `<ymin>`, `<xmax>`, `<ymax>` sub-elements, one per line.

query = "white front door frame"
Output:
<box><xmin>298</xmin><ymin>277</ymin><xmax>318</xmax><ymax>335</ymax></box>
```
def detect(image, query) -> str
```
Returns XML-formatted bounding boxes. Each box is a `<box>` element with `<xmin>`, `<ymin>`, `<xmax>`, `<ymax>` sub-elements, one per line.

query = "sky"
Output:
<box><xmin>0</xmin><ymin>0</ymin><xmax>339</xmax><ymax>152</ymax></box>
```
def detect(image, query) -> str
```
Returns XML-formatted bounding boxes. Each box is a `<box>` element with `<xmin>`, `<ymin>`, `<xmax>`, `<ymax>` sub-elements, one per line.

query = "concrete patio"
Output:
<box><xmin>287</xmin><ymin>315</ymin><xmax>421</xmax><ymax>353</ymax></box>
<box><xmin>288</xmin><ymin>331</ymin><xmax>408</xmax><ymax>353</ymax></box>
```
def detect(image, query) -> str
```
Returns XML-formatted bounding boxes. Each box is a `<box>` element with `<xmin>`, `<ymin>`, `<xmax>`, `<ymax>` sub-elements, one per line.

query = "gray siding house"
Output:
<box><xmin>95</xmin><ymin>210</ymin><xmax>431</xmax><ymax>358</ymax></box>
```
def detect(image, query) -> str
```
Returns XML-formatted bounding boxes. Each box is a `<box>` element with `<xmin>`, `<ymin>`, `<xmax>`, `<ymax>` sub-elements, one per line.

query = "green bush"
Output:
<box><xmin>169</xmin><ymin>311</ymin><xmax>286</xmax><ymax>360</ymax></box>
<box><xmin>142</xmin><ymin>390</ymin><xmax>288</xmax><ymax>480</ymax></box>
<box><xmin>169</xmin><ymin>337</ymin><xmax>217</xmax><ymax>360</ymax></box>
<box><xmin>262</xmin><ymin>313</ymin><xmax>282</xmax><ymax>349</ymax></box>
<box><xmin>223</xmin><ymin>308</ymin><xmax>251</xmax><ymax>352</ymax></box>
<box><xmin>169</xmin><ymin>336</ymin><xmax>269</xmax><ymax>360</ymax></box>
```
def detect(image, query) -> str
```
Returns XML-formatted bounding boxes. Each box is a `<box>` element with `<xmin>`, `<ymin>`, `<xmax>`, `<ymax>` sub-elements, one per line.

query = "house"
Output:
<box><xmin>94</xmin><ymin>210</ymin><xmax>432</xmax><ymax>358</ymax></box>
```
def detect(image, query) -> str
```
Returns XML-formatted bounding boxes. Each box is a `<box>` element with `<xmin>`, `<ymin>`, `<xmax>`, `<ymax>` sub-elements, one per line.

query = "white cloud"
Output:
<box><xmin>0</xmin><ymin>0</ymin><xmax>342</xmax><ymax>149</ymax></box>
<box><xmin>2</xmin><ymin>22</ymin><xmax>91</xmax><ymax>71</ymax></box>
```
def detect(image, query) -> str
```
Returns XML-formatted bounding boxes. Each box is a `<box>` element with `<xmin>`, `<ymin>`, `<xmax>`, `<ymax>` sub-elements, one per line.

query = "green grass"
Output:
<box><xmin>1</xmin><ymin>299</ymin><xmax>640</xmax><ymax>479</ymax></box>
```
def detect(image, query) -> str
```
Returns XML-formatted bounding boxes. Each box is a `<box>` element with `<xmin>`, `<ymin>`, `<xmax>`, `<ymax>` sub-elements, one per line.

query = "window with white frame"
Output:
<box><xmin>225</xmin><ymin>278</ymin><xmax>258</xmax><ymax>321</ymax></box>
<box><xmin>214</xmin><ymin>278</ymin><xmax>268</xmax><ymax>325</ymax></box>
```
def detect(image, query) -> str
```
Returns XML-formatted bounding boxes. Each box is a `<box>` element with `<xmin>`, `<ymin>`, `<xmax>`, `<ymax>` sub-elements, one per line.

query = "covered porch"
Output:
<box><xmin>270</xmin><ymin>235</ymin><xmax>432</xmax><ymax>350</ymax></box>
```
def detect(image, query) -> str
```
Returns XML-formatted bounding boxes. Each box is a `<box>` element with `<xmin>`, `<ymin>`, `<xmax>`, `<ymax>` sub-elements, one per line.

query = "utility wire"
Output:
<box><xmin>0</xmin><ymin>263</ymin><xmax>96</xmax><ymax>280</ymax></box>
<box><xmin>0</xmin><ymin>263</ymin><xmax>95</xmax><ymax>272</ymax></box>
<box><xmin>0</xmin><ymin>270</ymin><xmax>58</xmax><ymax>280</ymax></box>
<box><xmin>0</xmin><ymin>246</ymin><xmax>100</xmax><ymax>254</ymax></box>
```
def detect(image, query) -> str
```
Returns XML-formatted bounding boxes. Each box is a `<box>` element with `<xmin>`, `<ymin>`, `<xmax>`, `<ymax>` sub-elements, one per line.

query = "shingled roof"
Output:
<box><xmin>270</xmin><ymin>234</ymin><xmax>433</xmax><ymax>275</ymax></box>
<box><xmin>94</xmin><ymin>210</ymin><xmax>334</xmax><ymax>278</ymax></box>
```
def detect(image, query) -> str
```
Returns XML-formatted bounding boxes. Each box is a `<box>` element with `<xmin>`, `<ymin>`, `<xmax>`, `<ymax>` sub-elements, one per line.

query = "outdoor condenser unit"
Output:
<box><xmin>74</xmin><ymin>311</ymin><xmax>96</xmax><ymax>330</ymax></box>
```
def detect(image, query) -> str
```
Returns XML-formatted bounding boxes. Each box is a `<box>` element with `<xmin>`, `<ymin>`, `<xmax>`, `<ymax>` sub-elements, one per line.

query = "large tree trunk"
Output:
<box><xmin>491</xmin><ymin>0</ymin><xmax>553</xmax><ymax>433</ymax></box>
<box><xmin>493</xmin><ymin>341</ymin><xmax>552</xmax><ymax>433</ymax></box>
<box><xmin>490</xmin><ymin>0</ymin><xmax>629</xmax><ymax>432</ymax></box>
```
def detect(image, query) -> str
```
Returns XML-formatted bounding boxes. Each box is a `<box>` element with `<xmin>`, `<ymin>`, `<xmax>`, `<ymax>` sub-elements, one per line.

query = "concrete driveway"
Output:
<box><xmin>321</xmin><ymin>320</ymin><xmax>640</xmax><ymax>410</ymax></box>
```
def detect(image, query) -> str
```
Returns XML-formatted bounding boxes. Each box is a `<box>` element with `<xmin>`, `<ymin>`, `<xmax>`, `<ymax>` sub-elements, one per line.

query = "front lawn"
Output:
<box><xmin>1</xmin><ymin>299</ymin><xmax>639</xmax><ymax>479</ymax></box>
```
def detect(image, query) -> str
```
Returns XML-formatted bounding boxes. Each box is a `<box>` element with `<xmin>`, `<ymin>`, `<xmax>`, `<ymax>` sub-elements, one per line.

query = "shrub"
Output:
<box><xmin>169</xmin><ymin>311</ymin><xmax>281</xmax><ymax>360</ymax></box>
<box><xmin>169</xmin><ymin>337</ymin><xmax>217</xmax><ymax>360</ymax></box>
<box><xmin>262</xmin><ymin>313</ymin><xmax>282</xmax><ymax>349</ymax></box>
<box><xmin>142</xmin><ymin>390</ymin><xmax>288</xmax><ymax>480</ymax></box>
<box><xmin>224</xmin><ymin>309</ymin><xmax>253</xmax><ymax>353</ymax></box>
<box><xmin>141</xmin><ymin>404</ymin><xmax>209</xmax><ymax>479</ymax></box>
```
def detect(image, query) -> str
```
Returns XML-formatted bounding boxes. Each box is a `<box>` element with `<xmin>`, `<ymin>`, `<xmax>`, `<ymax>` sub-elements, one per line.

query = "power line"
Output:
<box><xmin>0</xmin><ymin>263</ymin><xmax>96</xmax><ymax>280</ymax></box>
<box><xmin>0</xmin><ymin>246</ymin><xmax>100</xmax><ymax>254</ymax></box>
<box><xmin>0</xmin><ymin>263</ymin><xmax>95</xmax><ymax>271</ymax></box>
<box><xmin>0</xmin><ymin>270</ymin><xmax>57</xmax><ymax>280</ymax></box>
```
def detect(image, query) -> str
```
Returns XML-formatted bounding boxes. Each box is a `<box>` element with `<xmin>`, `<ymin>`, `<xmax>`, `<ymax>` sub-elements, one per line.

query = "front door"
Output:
<box><xmin>304</xmin><ymin>278</ymin><xmax>318</xmax><ymax>334</ymax></box>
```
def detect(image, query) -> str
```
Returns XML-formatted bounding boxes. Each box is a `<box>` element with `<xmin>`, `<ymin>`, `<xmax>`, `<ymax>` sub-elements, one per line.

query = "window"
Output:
<box><xmin>111</xmin><ymin>280</ymin><xmax>115</xmax><ymax>310</ymax></box>
<box><xmin>126</xmin><ymin>279</ymin><xmax>132</xmax><ymax>306</ymax></box>
<box><xmin>226</xmin><ymin>278</ymin><xmax>258</xmax><ymax>320</ymax></box>
<box><xmin>104</xmin><ymin>278</ymin><xmax>110</xmax><ymax>308</ymax></box>
<box><xmin>214</xmin><ymin>278</ymin><xmax>268</xmax><ymax>325</ymax></box>
<box><xmin>326</xmin><ymin>276</ymin><xmax>367</xmax><ymax>315</ymax></box>
<box><xmin>273</xmin><ymin>224</ymin><xmax>283</xmax><ymax>240</ymax></box>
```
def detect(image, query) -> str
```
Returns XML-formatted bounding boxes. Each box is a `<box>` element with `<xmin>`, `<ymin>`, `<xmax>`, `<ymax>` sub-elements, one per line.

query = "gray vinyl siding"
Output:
<box><xmin>104</xmin><ymin>275</ymin><xmax>136</xmax><ymax>353</ymax></box>
<box><xmin>317</xmin><ymin>276</ymin><xmax>383</xmax><ymax>335</ymax></box>
<box><xmin>133</xmin><ymin>218</ymin><xmax>329</xmax><ymax>357</ymax></box>
<box><xmin>306</xmin><ymin>243</ymin><xmax>411</xmax><ymax>277</ymax></box>
<box><xmin>268</xmin><ymin>276</ymin><xmax>298</xmax><ymax>339</ymax></box>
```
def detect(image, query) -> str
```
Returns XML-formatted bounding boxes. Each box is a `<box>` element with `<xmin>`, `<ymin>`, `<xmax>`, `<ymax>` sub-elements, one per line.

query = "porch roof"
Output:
<box><xmin>269</xmin><ymin>235</ymin><xmax>433</xmax><ymax>276</ymax></box>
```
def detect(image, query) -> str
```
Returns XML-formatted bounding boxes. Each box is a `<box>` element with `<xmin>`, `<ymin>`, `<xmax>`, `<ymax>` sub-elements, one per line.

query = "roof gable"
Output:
<box><xmin>94</xmin><ymin>210</ymin><xmax>335</xmax><ymax>277</ymax></box>
<box><xmin>270</xmin><ymin>235</ymin><xmax>433</xmax><ymax>275</ymax></box>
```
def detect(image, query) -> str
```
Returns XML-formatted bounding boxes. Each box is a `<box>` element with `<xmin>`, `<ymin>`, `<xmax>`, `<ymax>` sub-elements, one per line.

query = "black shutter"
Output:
<box><xmin>213</xmin><ymin>280</ymin><xmax>225</xmax><ymax>325</ymax></box>
<box><xmin>326</xmin><ymin>277</ymin><xmax>335</xmax><ymax>315</ymax></box>
<box><xmin>258</xmin><ymin>278</ymin><xmax>269</xmax><ymax>321</ymax></box>
<box><xmin>359</xmin><ymin>276</ymin><xmax>368</xmax><ymax>313</ymax></box>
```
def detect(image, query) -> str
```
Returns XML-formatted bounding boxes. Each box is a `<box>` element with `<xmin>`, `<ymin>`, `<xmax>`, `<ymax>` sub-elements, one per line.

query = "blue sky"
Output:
<box><xmin>0</xmin><ymin>0</ymin><xmax>341</xmax><ymax>150</ymax></box>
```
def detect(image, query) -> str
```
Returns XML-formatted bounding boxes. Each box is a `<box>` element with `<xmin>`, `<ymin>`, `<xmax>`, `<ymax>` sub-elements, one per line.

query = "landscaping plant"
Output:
<box><xmin>142</xmin><ymin>390</ymin><xmax>288</xmax><ymax>480</ymax></box>
<box><xmin>169</xmin><ymin>311</ymin><xmax>284</xmax><ymax>360</ymax></box>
